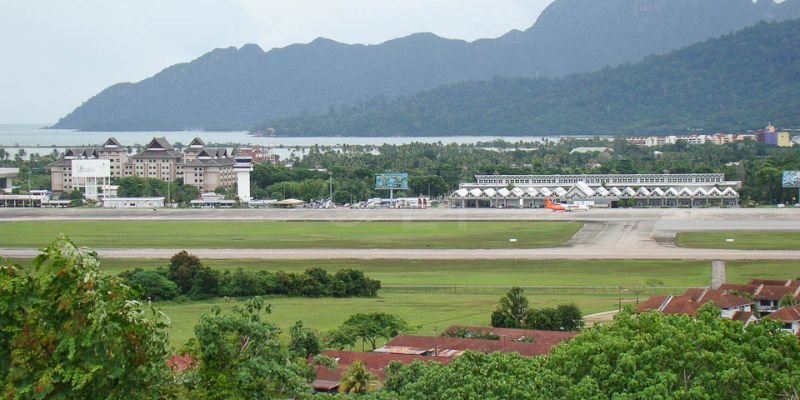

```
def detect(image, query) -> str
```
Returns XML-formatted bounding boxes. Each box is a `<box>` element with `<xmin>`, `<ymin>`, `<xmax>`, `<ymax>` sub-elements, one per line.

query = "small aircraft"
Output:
<box><xmin>544</xmin><ymin>197</ymin><xmax>589</xmax><ymax>212</ymax></box>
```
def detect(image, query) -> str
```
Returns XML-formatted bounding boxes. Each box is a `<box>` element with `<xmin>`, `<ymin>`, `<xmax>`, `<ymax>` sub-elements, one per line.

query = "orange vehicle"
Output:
<box><xmin>544</xmin><ymin>197</ymin><xmax>589</xmax><ymax>212</ymax></box>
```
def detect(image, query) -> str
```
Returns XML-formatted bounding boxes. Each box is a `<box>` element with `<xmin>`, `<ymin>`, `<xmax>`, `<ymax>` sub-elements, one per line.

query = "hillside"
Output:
<box><xmin>263</xmin><ymin>20</ymin><xmax>800</xmax><ymax>136</ymax></box>
<box><xmin>52</xmin><ymin>0</ymin><xmax>800</xmax><ymax>132</ymax></box>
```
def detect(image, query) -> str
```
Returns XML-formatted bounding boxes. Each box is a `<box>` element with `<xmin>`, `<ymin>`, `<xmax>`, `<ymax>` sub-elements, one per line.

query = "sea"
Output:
<box><xmin>0</xmin><ymin>124</ymin><xmax>605</xmax><ymax>159</ymax></box>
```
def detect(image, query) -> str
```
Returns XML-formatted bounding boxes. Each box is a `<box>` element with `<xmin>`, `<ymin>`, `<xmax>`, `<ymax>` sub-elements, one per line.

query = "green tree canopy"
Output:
<box><xmin>332</xmin><ymin>313</ymin><xmax>411</xmax><ymax>351</ymax></box>
<box><xmin>491</xmin><ymin>287</ymin><xmax>530</xmax><ymax>329</ymax></box>
<box><xmin>189</xmin><ymin>297</ymin><xmax>313</xmax><ymax>399</ymax></box>
<box><xmin>0</xmin><ymin>236</ymin><xmax>172</xmax><ymax>399</ymax></box>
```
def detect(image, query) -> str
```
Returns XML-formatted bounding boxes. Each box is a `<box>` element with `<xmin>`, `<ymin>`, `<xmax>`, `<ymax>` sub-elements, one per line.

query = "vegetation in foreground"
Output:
<box><xmin>677</xmin><ymin>231</ymin><xmax>800</xmax><ymax>250</ymax></box>
<box><xmin>331</xmin><ymin>305</ymin><xmax>800</xmax><ymax>400</ymax></box>
<box><xmin>4</xmin><ymin>237</ymin><xmax>800</xmax><ymax>399</ymax></box>
<box><xmin>0</xmin><ymin>220</ymin><xmax>580</xmax><ymax>249</ymax></box>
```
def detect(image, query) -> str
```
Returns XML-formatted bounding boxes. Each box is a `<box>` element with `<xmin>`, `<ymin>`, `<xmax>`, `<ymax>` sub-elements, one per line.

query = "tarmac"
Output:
<box><xmin>1</xmin><ymin>207</ymin><xmax>800</xmax><ymax>260</ymax></box>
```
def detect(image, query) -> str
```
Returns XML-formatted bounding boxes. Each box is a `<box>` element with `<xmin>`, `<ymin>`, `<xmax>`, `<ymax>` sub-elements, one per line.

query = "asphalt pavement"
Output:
<box><xmin>1</xmin><ymin>207</ymin><xmax>799</xmax><ymax>260</ymax></box>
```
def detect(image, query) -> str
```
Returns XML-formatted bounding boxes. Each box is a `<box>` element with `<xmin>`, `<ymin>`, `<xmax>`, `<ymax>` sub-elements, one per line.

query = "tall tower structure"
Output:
<box><xmin>234</xmin><ymin>156</ymin><xmax>253</xmax><ymax>204</ymax></box>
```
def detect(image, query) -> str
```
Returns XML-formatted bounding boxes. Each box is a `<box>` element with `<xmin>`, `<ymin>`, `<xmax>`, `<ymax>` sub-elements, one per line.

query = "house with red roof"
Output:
<box><xmin>766</xmin><ymin>305</ymin><xmax>800</xmax><ymax>336</ymax></box>
<box><xmin>637</xmin><ymin>288</ymin><xmax>755</xmax><ymax>323</ymax></box>
<box><xmin>719</xmin><ymin>279</ymin><xmax>800</xmax><ymax>314</ymax></box>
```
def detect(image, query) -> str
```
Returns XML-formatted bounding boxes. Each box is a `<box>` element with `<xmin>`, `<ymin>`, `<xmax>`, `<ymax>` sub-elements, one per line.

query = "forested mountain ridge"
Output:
<box><xmin>262</xmin><ymin>19</ymin><xmax>800</xmax><ymax>136</ymax></box>
<box><xmin>52</xmin><ymin>0</ymin><xmax>800</xmax><ymax>132</ymax></box>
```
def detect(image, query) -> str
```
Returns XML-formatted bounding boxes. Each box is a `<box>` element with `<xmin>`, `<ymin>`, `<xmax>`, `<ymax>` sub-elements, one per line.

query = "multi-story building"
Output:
<box><xmin>49</xmin><ymin>137</ymin><xmax>236</xmax><ymax>194</ymax></box>
<box><xmin>125</xmin><ymin>138</ymin><xmax>183</xmax><ymax>182</ymax></box>
<box><xmin>183</xmin><ymin>148</ymin><xmax>236</xmax><ymax>191</ymax></box>
<box><xmin>97</xmin><ymin>138</ymin><xmax>128</xmax><ymax>178</ymax></box>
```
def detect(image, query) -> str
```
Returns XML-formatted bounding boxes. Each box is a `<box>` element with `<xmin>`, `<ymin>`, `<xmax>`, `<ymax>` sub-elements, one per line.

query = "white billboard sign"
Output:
<box><xmin>71</xmin><ymin>159</ymin><xmax>111</xmax><ymax>178</ymax></box>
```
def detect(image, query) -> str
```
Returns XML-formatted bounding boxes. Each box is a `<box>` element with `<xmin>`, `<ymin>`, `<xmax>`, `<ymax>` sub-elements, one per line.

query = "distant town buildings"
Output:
<box><xmin>626</xmin><ymin>124</ymin><xmax>792</xmax><ymax>148</ymax></box>
<box><xmin>235</xmin><ymin>146</ymin><xmax>280</xmax><ymax>165</ymax></box>
<box><xmin>48</xmin><ymin>137</ymin><xmax>236</xmax><ymax>193</ymax></box>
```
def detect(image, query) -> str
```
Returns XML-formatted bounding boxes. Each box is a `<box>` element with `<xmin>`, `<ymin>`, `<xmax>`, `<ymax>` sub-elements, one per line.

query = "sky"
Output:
<box><xmin>0</xmin><ymin>0</ymin><xmax>554</xmax><ymax>124</ymax></box>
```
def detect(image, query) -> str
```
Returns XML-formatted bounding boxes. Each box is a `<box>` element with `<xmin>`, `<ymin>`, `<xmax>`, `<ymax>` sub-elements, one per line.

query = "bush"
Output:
<box><xmin>118</xmin><ymin>268</ymin><xmax>179</xmax><ymax>300</ymax></box>
<box><xmin>526</xmin><ymin>304</ymin><xmax>584</xmax><ymax>332</ymax></box>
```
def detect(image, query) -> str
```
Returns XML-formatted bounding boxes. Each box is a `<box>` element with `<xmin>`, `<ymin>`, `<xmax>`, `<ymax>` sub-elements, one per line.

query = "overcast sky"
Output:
<box><xmin>0</xmin><ymin>0</ymin><xmax>554</xmax><ymax>124</ymax></box>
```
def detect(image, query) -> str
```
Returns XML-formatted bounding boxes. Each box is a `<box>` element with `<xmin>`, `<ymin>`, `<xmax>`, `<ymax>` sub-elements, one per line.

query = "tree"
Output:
<box><xmin>119</xmin><ymin>268</ymin><xmax>179</xmax><ymax>300</ymax></box>
<box><xmin>526</xmin><ymin>304</ymin><xmax>584</xmax><ymax>331</ymax></box>
<box><xmin>289</xmin><ymin>320</ymin><xmax>321</xmax><ymax>358</ymax></box>
<box><xmin>338</xmin><ymin>361</ymin><xmax>378</xmax><ymax>394</ymax></box>
<box><xmin>542</xmin><ymin>305</ymin><xmax>800</xmax><ymax>399</ymax></box>
<box><xmin>779</xmin><ymin>293</ymin><xmax>797</xmax><ymax>308</ymax></box>
<box><xmin>189</xmin><ymin>297</ymin><xmax>313</xmax><ymax>399</ymax></box>
<box><xmin>490</xmin><ymin>287</ymin><xmax>529</xmax><ymax>328</ymax></box>
<box><xmin>331</xmin><ymin>269</ymin><xmax>381</xmax><ymax>298</ymax></box>
<box><xmin>376</xmin><ymin>305</ymin><xmax>800</xmax><ymax>400</ymax></box>
<box><xmin>334</xmin><ymin>313</ymin><xmax>410</xmax><ymax>350</ymax></box>
<box><xmin>167</xmin><ymin>251</ymin><xmax>219</xmax><ymax>298</ymax></box>
<box><xmin>382</xmin><ymin>351</ymin><xmax>542</xmax><ymax>400</ymax></box>
<box><xmin>0</xmin><ymin>236</ymin><xmax>172</xmax><ymax>399</ymax></box>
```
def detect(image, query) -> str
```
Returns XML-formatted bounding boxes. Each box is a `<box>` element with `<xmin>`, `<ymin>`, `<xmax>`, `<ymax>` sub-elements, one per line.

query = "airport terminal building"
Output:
<box><xmin>450</xmin><ymin>173</ymin><xmax>741</xmax><ymax>208</ymax></box>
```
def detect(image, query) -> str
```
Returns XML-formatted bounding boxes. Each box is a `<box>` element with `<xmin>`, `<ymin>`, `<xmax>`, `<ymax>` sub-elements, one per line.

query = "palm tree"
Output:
<box><xmin>492</xmin><ymin>287</ymin><xmax>530</xmax><ymax>328</ymax></box>
<box><xmin>338</xmin><ymin>360</ymin><xmax>378</xmax><ymax>394</ymax></box>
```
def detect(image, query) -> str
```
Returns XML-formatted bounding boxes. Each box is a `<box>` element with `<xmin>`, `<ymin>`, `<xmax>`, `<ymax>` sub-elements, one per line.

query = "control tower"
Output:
<box><xmin>234</xmin><ymin>156</ymin><xmax>253</xmax><ymax>204</ymax></box>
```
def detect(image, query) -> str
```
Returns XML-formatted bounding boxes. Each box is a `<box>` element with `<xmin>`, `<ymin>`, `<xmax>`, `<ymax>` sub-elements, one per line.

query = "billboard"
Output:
<box><xmin>72</xmin><ymin>159</ymin><xmax>111</xmax><ymax>178</ymax></box>
<box><xmin>375</xmin><ymin>173</ymin><xmax>409</xmax><ymax>190</ymax></box>
<box><xmin>783</xmin><ymin>171</ymin><xmax>800</xmax><ymax>188</ymax></box>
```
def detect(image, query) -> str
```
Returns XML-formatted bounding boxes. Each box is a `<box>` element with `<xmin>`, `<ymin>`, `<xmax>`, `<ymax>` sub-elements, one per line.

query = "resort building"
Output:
<box><xmin>0</xmin><ymin>167</ymin><xmax>18</xmax><ymax>193</ymax></box>
<box><xmin>450</xmin><ymin>173</ymin><xmax>741</xmax><ymax>208</ymax></box>
<box><xmin>49</xmin><ymin>137</ymin><xmax>236</xmax><ymax>194</ymax></box>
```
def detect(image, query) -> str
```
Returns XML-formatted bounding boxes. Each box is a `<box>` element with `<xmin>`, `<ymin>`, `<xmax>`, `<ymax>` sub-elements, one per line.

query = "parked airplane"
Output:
<box><xmin>544</xmin><ymin>197</ymin><xmax>589</xmax><ymax>212</ymax></box>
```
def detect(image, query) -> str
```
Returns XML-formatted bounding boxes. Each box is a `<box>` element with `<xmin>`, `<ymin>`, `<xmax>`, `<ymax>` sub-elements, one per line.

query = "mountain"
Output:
<box><xmin>263</xmin><ymin>19</ymin><xmax>800</xmax><ymax>136</ymax></box>
<box><xmin>53</xmin><ymin>0</ymin><xmax>800</xmax><ymax>132</ymax></box>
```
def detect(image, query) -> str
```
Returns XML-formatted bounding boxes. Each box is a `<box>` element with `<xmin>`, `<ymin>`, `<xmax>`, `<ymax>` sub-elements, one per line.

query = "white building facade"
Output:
<box><xmin>450</xmin><ymin>173</ymin><xmax>741</xmax><ymax>208</ymax></box>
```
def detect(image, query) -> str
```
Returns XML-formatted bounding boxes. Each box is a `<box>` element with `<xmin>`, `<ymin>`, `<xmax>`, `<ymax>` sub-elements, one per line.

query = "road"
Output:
<box><xmin>2</xmin><ymin>208</ymin><xmax>800</xmax><ymax>260</ymax></box>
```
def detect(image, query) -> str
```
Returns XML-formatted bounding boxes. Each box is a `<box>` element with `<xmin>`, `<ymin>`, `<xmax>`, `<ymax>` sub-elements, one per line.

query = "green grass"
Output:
<box><xmin>10</xmin><ymin>256</ymin><xmax>797</xmax><ymax>347</ymax></box>
<box><xmin>78</xmin><ymin>258</ymin><xmax>800</xmax><ymax>288</ymax></box>
<box><xmin>676</xmin><ymin>231</ymin><xmax>800</xmax><ymax>250</ymax></box>
<box><xmin>0</xmin><ymin>221</ymin><xmax>580</xmax><ymax>249</ymax></box>
<box><xmin>159</xmin><ymin>291</ymin><xmax>623</xmax><ymax>347</ymax></box>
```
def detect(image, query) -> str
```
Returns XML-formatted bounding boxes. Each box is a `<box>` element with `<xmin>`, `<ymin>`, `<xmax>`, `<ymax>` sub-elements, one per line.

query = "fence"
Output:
<box><xmin>381</xmin><ymin>285</ymin><xmax>701</xmax><ymax>296</ymax></box>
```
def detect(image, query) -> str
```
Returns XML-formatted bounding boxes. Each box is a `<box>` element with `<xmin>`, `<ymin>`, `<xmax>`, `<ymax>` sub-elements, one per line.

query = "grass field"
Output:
<box><xmin>83</xmin><ymin>258</ymin><xmax>800</xmax><ymax>288</ymax></box>
<box><xmin>0</xmin><ymin>220</ymin><xmax>580</xmax><ymax>249</ymax></box>
<box><xmin>159</xmin><ymin>291</ymin><xmax>625</xmax><ymax>347</ymax></box>
<box><xmin>9</xmin><ymin>256</ymin><xmax>798</xmax><ymax>347</ymax></box>
<box><xmin>676</xmin><ymin>231</ymin><xmax>800</xmax><ymax>250</ymax></box>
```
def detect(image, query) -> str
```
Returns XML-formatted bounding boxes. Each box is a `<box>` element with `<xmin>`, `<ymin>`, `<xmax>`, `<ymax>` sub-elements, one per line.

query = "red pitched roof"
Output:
<box><xmin>311</xmin><ymin>350</ymin><xmax>449</xmax><ymax>390</ymax></box>
<box><xmin>749</xmin><ymin>279</ymin><xmax>792</xmax><ymax>286</ymax></box>
<box><xmin>638</xmin><ymin>289</ymin><xmax>753</xmax><ymax>316</ymax></box>
<box><xmin>636</xmin><ymin>295</ymin><xmax>668</xmax><ymax>313</ymax></box>
<box><xmin>444</xmin><ymin>325</ymin><xmax>576</xmax><ymax>343</ymax></box>
<box><xmin>731</xmin><ymin>311</ymin><xmax>754</xmax><ymax>323</ymax></box>
<box><xmin>717</xmin><ymin>283</ymin><xmax>758</xmax><ymax>295</ymax></box>
<box><xmin>378</xmin><ymin>333</ymin><xmax>575</xmax><ymax>357</ymax></box>
<box><xmin>754</xmin><ymin>285</ymin><xmax>795</xmax><ymax>301</ymax></box>
<box><xmin>766</xmin><ymin>305</ymin><xmax>800</xmax><ymax>323</ymax></box>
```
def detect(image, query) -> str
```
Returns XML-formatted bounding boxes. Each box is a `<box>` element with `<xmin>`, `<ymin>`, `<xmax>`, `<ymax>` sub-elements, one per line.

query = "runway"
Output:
<box><xmin>1</xmin><ymin>208</ymin><xmax>799</xmax><ymax>260</ymax></box>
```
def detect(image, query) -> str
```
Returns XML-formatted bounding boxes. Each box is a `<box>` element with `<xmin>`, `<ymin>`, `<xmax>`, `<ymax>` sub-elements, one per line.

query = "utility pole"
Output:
<box><xmin>329</xmin><ymin>172</ymin><xmax>333</xmax><ymax>201</ymax></box>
